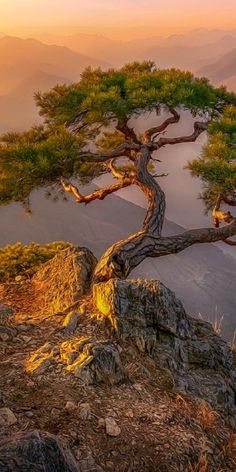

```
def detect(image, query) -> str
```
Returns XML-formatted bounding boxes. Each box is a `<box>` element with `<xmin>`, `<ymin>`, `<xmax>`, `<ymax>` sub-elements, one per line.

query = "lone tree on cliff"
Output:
<box><xmin>1</xmin><ymin>61</ymin><xmax>236</xmax><ymax>282</ymax></box>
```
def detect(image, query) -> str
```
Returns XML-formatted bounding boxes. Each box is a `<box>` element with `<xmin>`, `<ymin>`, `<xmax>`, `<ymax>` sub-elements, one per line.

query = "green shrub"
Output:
<box><xmin>0</xmin><ymin>241</ymin><xmax>71</xmax><ymax>282</ymax></box>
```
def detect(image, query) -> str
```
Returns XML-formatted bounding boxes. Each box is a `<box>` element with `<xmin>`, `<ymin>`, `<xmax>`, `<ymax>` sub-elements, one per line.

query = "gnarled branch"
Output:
<box><xmin>155</xmin><ymin>121</ymin><xmax>207</xmax><ymax>148</ymax></box>
<box><xmin>61</xmin><ymin>177</ymin><xmax>134</xmax><ymax>204</ymax></box>
<box><xmin>143</xmin><ymin>108</ymin><xmax>180</xmax><ymax>143</ymax></box>
<box><xmin>79</xmin><ymin>143</ymin><xmax>141</xmax><ymax>163</ymax></box>
<box><xmin>93</xmin><ymin>218</ymin><xmax>236</xmax><ymax>282</ymax></box>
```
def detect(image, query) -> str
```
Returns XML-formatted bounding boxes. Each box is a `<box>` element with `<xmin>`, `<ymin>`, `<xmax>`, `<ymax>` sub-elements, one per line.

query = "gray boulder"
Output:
<box><xmin>0</xmin><ymin>430</ymin><xmax>79</xmax><ymax>472</ymax></box>
<box><xmin>61</xmin><ymin>338</ymin><xmax>124</xmax><ymax>385</ymax></box>
<box><xmin>94</xmin><ymin>278</ymin><xmax>236</xmax><ymax>421</ymax></box>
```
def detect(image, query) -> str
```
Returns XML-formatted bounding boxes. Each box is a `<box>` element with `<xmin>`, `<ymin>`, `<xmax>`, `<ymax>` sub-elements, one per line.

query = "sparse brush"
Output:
<box><xmin>196</xmin><ymin>400</ymin><xmax>218</xmax><ymax>430</ymax></box>
<box><xmin>198</xmin><ymin>310</ymin><xmax>224</xmax><ymax>335</ymax></box>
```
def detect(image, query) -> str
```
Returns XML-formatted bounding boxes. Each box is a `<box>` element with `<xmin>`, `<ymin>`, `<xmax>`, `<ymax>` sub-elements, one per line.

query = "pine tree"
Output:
<box><xmin>1</xmin><ymin>62</ymin><xmax>236</xmax><ymax>281</ymax></box>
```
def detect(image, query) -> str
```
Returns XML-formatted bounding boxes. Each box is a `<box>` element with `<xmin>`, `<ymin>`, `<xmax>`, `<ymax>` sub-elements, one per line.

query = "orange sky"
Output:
<box><xmin>0</xmin><ymin>0</ymin><xmax>236</xmax><ymax>39</ymax></box>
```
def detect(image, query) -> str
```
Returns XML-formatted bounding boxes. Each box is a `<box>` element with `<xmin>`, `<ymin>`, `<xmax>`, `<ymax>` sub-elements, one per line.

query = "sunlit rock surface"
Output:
<box><xmin>33</xmin><ymin>246</ymin><xmax>97</xmax><ymax>314</ymax></box>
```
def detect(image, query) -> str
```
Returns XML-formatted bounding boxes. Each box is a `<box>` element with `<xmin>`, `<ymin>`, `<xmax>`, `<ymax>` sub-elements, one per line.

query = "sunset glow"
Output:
<box><xmin>0</xmin><ymin>0</ymin><xmax>236</xmax><ymax>39</ymax></box>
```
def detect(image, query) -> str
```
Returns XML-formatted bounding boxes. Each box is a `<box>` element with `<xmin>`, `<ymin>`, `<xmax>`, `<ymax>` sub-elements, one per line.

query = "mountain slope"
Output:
<box><xmin>0</xmin><ymin>71</ymin><xmax>70</xmax><ymax>133</ymax></box>
<box><xmin>143</xmin><ymin>35</ymin><xmax>236</xmax><ymax>72</ymax></box>
<box><xmin>0</xmin><ymin>36</ymin><xmax>108</xmax><ymax>95</ymax></box>
<box><xmin>198</xmin><ymin>48</ymin><xmax>236</xmax><ymax>83</ymax></box>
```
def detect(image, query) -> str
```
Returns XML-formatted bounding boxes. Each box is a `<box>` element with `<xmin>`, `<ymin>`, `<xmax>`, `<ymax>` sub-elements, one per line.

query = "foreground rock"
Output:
<box><xmin>94</xmin><ymin>278</ymin><xmax>236</xmax><ymax>423</ymax></box>
<box><xmin>62</xmin><ymin>339</ymin><xmax>124</xmax><ymax>385</ymax></box>
<box><xmin>33</xmin><ymin>247</ymin><xmax>97</xmax><ymax>314</ymax></box>
<box><xmin>0</xmin><ymin>430</ymin><xmax>79</xmax><ymax>472</ymax></box>
<box><xmin>0</xmin><ymin>408</ymin><xmax>17</xmax><ymax>427</ymax></box>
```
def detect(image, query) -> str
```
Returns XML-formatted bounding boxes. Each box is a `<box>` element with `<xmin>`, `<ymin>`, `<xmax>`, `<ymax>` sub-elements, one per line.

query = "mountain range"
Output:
<box><xmin>0</xmin><ymin>36</ymin><xmax>108</xmax><ymax>132</ymax></box>
<box><xmin>0</xmin><ymin>29</ymin><xmax>236</xmax><ymax>133</ymax></box>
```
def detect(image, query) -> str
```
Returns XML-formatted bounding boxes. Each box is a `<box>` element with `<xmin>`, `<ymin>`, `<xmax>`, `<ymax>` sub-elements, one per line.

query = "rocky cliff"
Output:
<box><xmin>0</xmin><ymin>245</ymin><xmax>236</xmax><ymax>471</ymax></box>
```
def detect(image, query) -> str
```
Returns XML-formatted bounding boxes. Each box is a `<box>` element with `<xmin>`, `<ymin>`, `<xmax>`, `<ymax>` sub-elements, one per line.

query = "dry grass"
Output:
<box><xmin>198</xmin><ymin>311</ymin><xmax>224</xmax><ymax>336</ymax></box>
<box><xmin>196</xmin><ymin>400</ymin><xmax>219</xmax><ymax>430</ymax></box>
<box><xmin>189</xmin><ymin>451</ymin><xmax>209</xmax><ymax>472</ymax></box>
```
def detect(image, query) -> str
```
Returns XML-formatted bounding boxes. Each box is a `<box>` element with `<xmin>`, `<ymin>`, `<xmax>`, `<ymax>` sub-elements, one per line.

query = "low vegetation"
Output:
<box><xmin>0</xmin><ymin>241</ymin><xmax>71</xmax><ymax>282</ymax></box>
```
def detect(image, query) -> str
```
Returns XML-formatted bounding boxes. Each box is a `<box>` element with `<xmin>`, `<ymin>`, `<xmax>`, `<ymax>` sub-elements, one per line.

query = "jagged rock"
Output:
<box><xmin>105</xmin><ymin>417</ymin><xmax>121</xmax><ymax>437</ymax></box>
<box><xmin>0</xmin><ymin>408</ymin><xmax>17</xmax><ymax>427</ymax></box>
<box><xmin>60</xmin><ymin>338</ymin><xmax>92</xmax><ymax>366</ymax></box>
<box><xmin>0</xmin><ymin>430</ymin><xmax>79</xmax><ymax>471</ymax></box>
<box><xmin>93</xmin><ymin>278</ymin><xmax>191</xmax><ymax>341</ymax></box>
<box><xmin>64</xmin><ymin>339</ymin><xmax>124</xmax><ymax>385</ymax></box>
<box><xmin>33</xmin><ymin>246</ymin><xmax>97</xmax><ymax>314</ymax></box>
<box><xmin>94</xmin><ymin>278</ymin><xmax>236</xmax><ymax>421</ymax></box>
<box><xmin>63</xmin><ymin>311</ymin><xmax>79</xmax><ymax>334</ymax></box>
<box><xmin>25</xmin><ymin>342</ymin><xmax>56</xmax><ymax>375</ymax></box>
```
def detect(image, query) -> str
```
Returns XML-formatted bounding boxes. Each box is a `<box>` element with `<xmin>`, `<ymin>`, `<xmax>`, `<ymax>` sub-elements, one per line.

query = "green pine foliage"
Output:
<box><xmin>35</xmin><ymin>62</ymin><xmax>235</xmax><ymax>129</ymax></box>
<box><xmin>188</xmin><ymin>105</ymin><xmax>236</xmax><ymax>209</ymax></box>
<box><xmin>0</xmin><ymin>241</ymin><xmax>71</xmax><ymax>282</ymax></box>
<box><xmin>0</xmin><ymin>126</ymin><xmax>103</xmax><ymax>205</ymax></box>
<box><xmin>1</xmin><ymin>61</ymin><xmax>236</xmax><ymax>207</ymax></box>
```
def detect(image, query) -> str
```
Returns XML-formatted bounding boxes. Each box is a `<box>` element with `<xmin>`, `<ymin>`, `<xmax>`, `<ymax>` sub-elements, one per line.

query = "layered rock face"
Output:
<box><xmin>94</xmin><ymin>279</ymin><xmax>236</xmax><ymax>422</ymax></box>
<box><xmin>33</xmin><ymin>247</ymin><xmax>97</xmax><ymax>314</ymax></box>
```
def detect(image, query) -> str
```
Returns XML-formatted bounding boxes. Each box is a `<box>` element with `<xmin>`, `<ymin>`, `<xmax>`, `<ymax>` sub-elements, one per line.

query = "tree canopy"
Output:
<box><xmin>0</xmin><ymin>61</ymin><xmax>235</xmax><ymax>208</ymax></box>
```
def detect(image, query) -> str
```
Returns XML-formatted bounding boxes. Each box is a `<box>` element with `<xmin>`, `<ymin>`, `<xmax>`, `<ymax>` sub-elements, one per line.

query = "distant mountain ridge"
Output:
<box><xmin>37</xmin><ymin>28</ymin><xmax>236</xmax><ymax>69</ymax></box>
<box><xmin>0</xmin><ymin>35</ymin><xmax>108</xmax><ymax>95</ymax></box>
<box><xmin>1</xmin><ymin>29</ymin><xmax>236</xmax><ymax>133</ymax></box>
<box><xmin>0</xmin><ymin>36</ymin><xmax>109</xmax><ymax>133</ymax></box>
<box><xmin>198</xmin><ymin>48</ymin><xmax>236</xmax><ymax>88</ymax></box>
<box><xmin>0</xmin><ymin>70</ymin><xmax>70</xmax><ymax>133</ymax></box>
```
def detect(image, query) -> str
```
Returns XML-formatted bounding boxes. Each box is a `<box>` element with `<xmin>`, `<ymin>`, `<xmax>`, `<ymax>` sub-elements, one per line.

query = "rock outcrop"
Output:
<box><xmin>33</xmin><ymin>247</ymin><xmax>97</xmax><ymax>314</ymax></box>
<box><xmin>94</xmin><ymin>278</ymin><xmax>236</xmax><ymax>423</ymax></box>
<box><xmin>0</xmin><ymin>430</ymin><xmax>79</xmax><ymax>472</ymax></box>
<box><xmin>63</xmin><ymin>340</ymin><xmax>124</xmax><ymax>385</ymax></box>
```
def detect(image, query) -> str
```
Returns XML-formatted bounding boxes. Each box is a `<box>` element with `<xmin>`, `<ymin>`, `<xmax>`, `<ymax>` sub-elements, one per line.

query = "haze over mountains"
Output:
<box><xmin>0</xmin><ymin>36</ymin><xmax>108</xmax><ymax>133</ymax></box>
<box><xmin>198</xmin><ymin>47</ymin><xmax>236</xmax><ymax>88</ymax></box>
<box><xmin>0</xmin><ymin>28</ymin><xmax>236</xmax><ymax>134</ymax></box>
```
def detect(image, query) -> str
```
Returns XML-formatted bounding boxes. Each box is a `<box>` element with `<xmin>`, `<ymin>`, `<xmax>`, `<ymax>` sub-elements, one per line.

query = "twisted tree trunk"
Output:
<box><xmin>63</xmin><ymin>111</ymin><xmax>236</xmax><ymax>284</ymax></box>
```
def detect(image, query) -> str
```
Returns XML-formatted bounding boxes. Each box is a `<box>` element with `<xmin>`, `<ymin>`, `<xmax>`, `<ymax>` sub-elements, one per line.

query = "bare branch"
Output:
<box><xmin>212</xmin><ymin>194</ymin><xmax>235</xmax><ymax>227</ymax></box>
<box><xmin>152</xmin><ymin>173</ymin><xmax>168</xmax><ymax>178</ymax></box>
<box><xmin>79</xmin><ymin>143</ymin><xmax>141</xmax><ymax>163</ymax></box>
<box><xmin>61</xmin><ymin>177</ymin><xmax>134</xmax><ymax>204</ymax></box>
<box><xmin>155</xmin><ymin>121</ymin><xmax>207</xmax><ymax>149</ymax></box>
<box><xmin>108</xmin><ymin>159</ymin><xmax>125</xmax><ymax>180</ymax></box>
<box><xmin>143</xmin><ymin>108</ymin><xmax>180</xmax><ymax>143</ymax></box>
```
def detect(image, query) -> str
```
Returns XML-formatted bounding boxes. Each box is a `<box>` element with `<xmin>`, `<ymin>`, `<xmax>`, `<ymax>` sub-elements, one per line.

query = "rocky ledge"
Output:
<box><xmin>94</xmin><ymin>278</ymin><xmax>236</xmax><ymax>424</ymax></box>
